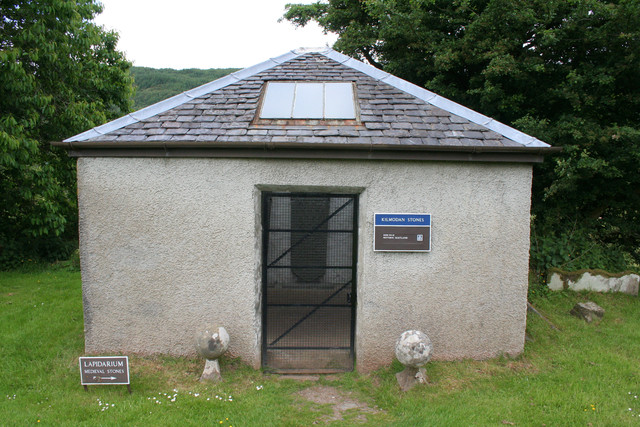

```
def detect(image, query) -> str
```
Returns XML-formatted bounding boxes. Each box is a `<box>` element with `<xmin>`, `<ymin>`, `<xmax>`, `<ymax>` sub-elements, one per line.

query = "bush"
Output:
<box><xmin>529</xmin><ymin>225</ymin><xmax>631</xmax><ymax>287</ymax></box>
<box><xmin>0</xmin><ymin>236</ymin><xmax>77</xmax><ymax>271</ymax></box>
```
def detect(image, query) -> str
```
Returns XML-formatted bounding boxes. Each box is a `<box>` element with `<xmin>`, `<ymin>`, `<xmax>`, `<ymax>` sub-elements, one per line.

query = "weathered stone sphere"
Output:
<box><xmin>195</xmin><ymin>325</ymin><xmax>229</xmax><ymax>360</ymax></box>
<box><xmin>395</xmin><ymin>330</ymin><xmax>433</xmax><ymax>368</ymax></box>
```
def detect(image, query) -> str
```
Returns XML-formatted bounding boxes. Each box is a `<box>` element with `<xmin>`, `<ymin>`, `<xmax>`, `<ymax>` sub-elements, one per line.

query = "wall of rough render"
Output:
<box><xmin>77</xmin><ymin>157</ymin><xmax>533</xmax><ymax>372</ymax></box>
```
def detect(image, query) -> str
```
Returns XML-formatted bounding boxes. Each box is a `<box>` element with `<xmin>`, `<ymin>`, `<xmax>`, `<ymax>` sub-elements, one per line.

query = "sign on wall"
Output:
<box><xmin>374</xmin><ymin>213</ymin><xmax>431</xmax><ymax>252</ymax></box>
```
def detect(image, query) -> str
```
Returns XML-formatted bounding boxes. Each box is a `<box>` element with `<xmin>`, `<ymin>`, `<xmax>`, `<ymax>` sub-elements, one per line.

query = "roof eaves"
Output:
<box><xmin>64</xmin><ymin>49</ymin><xmax>304</xmax><ymax>143</ymax></box>
<box><xmin>66</xmin><ymin>114</ymin><xmax>139</xmax><ymax>142</ymax></box>
<box><xmin>60</xmin><ymin>143</ymin><xmax>556</xmax><ymax>163</ymax></box>
<box><xmin>320</xmin><ymin>49</ymin><xmax>550</xmax><ymax>149</ymax></box>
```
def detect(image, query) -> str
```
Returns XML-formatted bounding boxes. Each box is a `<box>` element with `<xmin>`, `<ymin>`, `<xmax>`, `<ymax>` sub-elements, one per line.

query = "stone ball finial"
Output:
<box><xmin>195</xmin><ymin>325</ymin><xmax>229</xmax><ymax>382</ymax></box>
<box><xmin>395</xmin><ymin>330</ymin><xmax>433</xmax><ymax>368</ymax></box>
<box><xmin>195</xmin><ymin>325</ymin><xmax>229</xmax><ymax>360</ymax></box>
<box><xmin>395</xmin><ymin>330</ymin><xmax>433</xmax><ymax>391</ymax></box>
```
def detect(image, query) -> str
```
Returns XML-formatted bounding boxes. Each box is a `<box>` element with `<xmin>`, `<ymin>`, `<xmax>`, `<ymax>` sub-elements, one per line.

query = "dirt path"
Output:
<box><xmin>295</xmin><ymin>385</ymin><xmax>383</xmax><ymax>424</ymax></box>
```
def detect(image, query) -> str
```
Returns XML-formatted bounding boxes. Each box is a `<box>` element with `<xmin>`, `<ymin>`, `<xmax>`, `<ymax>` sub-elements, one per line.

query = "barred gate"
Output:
<box><xmin>261</xmin><ymin>192</ymin><xmax>358</xmax><ymax>373</ymax></box>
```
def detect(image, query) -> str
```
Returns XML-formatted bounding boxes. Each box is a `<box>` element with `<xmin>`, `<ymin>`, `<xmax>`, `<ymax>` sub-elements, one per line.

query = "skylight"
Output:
<box><xmin>259</xmin><ymin>82</ymin><xmax>356</xmax><ymax>120</ymax></box>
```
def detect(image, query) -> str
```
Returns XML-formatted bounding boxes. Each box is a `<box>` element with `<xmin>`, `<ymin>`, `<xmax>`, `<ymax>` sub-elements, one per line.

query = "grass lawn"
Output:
<box><xmin>1</xmin><ymin>267</ymin><xmax>639</xmax><ymax>426</ymax></box>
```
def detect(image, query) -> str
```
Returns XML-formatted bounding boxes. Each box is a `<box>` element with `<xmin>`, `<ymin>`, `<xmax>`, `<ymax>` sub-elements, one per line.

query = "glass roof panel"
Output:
<box><xmin>260</xmin><ymin>82</ymin><xmax>295</xmax><ymax>119</ymax></box>
<box><xmin>324</xmin><ymin>83</ymin><xmax>356</xmax><ymax>119</ymax></box>
<box><xmin>292</xmin><ymin>83</ymin><xmax>324</xmax><ymax>118</ymax></box>
<box><xmin>259</xmin><ymin>82</ymin><xmax>357</xmax><ymax>120</ymax></box>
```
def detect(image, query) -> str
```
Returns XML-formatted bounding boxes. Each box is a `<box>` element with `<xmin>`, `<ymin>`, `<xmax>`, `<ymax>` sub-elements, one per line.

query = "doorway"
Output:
<box><xmin>261</xmin><ymin>192</ymin><xmax>358</xmax><ymax>373</ymax></box>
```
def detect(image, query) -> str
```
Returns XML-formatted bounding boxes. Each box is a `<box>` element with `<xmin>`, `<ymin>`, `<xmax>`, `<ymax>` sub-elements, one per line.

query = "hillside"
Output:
<box><xmin>130</xmin><ymin>66</ymin><xmax>240</xmax><ymax>110</ymax></box>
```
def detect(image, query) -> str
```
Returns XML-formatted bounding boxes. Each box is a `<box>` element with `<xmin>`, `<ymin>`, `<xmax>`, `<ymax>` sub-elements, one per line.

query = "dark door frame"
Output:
<box><xmin>261</xmin><ymin>192</ymin><xmax>358</xmax><ymax>372</ymax></box>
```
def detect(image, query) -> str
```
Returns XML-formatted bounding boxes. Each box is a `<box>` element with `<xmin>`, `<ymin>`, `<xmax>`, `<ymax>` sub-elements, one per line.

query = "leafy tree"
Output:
<box><xmin>1</xmin><ymin>0</ymin><xmax>133</xmax><ymax>267</ymax></box>
<box><xmin>285</xmin><ymin>0</ymin><xmax>640</xmax><ymax>273</ymax></box>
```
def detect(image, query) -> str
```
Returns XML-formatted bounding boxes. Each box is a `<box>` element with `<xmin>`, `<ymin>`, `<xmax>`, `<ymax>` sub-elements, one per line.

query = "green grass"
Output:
<box><xmin>1</xmin><ymin>268</ymin><xmax>639</xmax><ymax>425</ymax></box>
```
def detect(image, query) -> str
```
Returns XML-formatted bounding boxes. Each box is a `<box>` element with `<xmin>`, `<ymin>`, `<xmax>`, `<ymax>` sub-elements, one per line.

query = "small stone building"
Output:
<box><xmin>57</xmin><ymin>47</ymin><xmax>553</xmax><ymax>373</ymax></box>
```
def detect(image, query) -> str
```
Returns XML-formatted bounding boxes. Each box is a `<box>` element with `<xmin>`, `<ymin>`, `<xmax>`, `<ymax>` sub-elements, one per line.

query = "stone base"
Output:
<box><xmin>396</xmin><ymin>367</ymin><xmax>428</xmax><ymax>392</ymax></box>
<box><xmin>200</xmin><ymin>359</ymin><xmax>222</xmax><ymax>382</ymax></box>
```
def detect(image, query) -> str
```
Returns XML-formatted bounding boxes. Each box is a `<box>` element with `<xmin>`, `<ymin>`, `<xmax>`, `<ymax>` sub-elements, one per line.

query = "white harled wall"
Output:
<box><xmin>77</xmin><ymin>157</ymin><xmax>532</xmax><ymax>372</ymax></box>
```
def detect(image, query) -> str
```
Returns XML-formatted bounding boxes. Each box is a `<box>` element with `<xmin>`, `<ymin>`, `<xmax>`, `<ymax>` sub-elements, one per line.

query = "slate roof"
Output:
<box><xmin>58</xmin><ymin>48</ymin><xmax>553</xmax><ymax>162</ymax></box>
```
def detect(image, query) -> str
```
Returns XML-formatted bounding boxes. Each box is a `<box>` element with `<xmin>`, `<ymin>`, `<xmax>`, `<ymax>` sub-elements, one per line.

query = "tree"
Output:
<box><xmin>1</xmin><ymin>0</ymin><xmax>133</xmax><ymax>267</ymax></box>
<box><xmin>285</xmin><ymin>0</ymin><xmax>640</xmax><ymax>273</ymax></box>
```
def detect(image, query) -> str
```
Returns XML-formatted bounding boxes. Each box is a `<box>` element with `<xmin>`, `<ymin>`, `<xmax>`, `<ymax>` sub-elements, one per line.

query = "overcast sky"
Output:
<box><xmin>94</xmin><ymin>0</ymin><xmax>338</xmax><ymax>70</ymax></box>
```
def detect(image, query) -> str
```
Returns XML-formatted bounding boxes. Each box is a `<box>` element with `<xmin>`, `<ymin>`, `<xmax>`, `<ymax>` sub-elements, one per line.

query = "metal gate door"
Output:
<box><xmin>261</xmin><ymin>192</ymin><xmax>358</xmax><ymax>373</ymax></box>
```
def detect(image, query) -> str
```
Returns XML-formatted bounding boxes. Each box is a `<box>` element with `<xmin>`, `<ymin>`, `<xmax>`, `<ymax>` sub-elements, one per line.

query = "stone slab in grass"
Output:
<box><xmin>570</xmin><ymin>301</ymin><xmax>605</xmax><ymax>323</ymax></box>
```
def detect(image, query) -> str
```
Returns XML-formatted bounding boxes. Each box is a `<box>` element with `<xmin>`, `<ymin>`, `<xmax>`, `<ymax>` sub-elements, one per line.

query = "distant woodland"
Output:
<box><xmin>130</xmin><ymin>67</ymin><xmax>240</xmax><ymax>109</ymax></box>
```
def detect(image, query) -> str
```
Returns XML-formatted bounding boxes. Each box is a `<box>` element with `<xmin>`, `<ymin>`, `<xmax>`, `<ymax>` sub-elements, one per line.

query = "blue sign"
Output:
<box><xmin>374</xmin><ymin>213</ymin><xmax>431</xmax><ymax>252</ymax></box>
<box><xmin>374</xmin><ymin>213</ymin><xmax>431</xmax><ymax>226</ymax></box>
